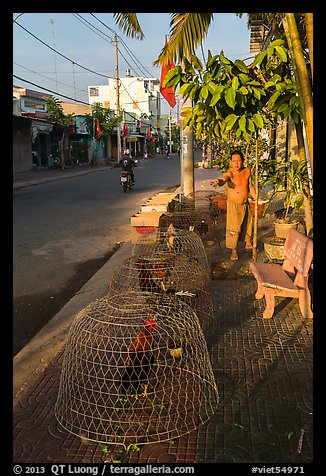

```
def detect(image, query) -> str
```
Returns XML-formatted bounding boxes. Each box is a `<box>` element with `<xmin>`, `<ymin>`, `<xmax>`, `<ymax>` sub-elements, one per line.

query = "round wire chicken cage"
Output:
<box><xmin>173</xmin><ymin>189</ymin><xmax>219</xmax><ymax>226</ymax></box>
<box><xmin>55</xmin><ymin>292</ymin><xmax>219</xmax><ymax>446</ymax></box>
<box><xmin>108</xmin><ymin>253</ymin><xmax>215</xmax><ymax>340</ymax></box>
<box><xmin>132</xmin><ymin>226</ymin><xmax>209</xmax><ymax>273</ymax></box>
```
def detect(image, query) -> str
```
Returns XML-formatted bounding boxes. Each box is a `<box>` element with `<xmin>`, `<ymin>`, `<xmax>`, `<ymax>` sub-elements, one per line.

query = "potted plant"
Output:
<box><xmin>269</xmin><ymin>159</ymin><xmax>311</xmax><ymax>238</ymax></box>
<box><xmin>262</xmin><ymin>235</ymin><xmax>286</xmax><ymax>262</ymax></box>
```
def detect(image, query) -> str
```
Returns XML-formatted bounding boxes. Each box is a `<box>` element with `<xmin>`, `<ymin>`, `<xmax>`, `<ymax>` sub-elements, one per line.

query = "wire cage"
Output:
<box><xmin>55</xmin><ymin>292</ymin><xmax>219</xmax><ymax>446</ymax></box>
<box><xmin>108</xmin><ymin>254</ymin><xmax>215</xmax><ymax>340</ymax></box>
<box><xmin>159</xmin><ymin>208</ymin><xmax>218</xmax><ymax>243</ymax></box>
<box><xmin>132</xmin><ymin>227</ymin><xmax>210</xmax><ymax>274</ymax></box>
<box><xmin>174</xmin><ymin>190</ymin><xmax>220</xmax><ymax>226</ymax></box>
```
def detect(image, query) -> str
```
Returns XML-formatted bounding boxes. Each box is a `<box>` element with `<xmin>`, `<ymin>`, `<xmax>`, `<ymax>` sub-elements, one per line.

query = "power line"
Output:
<box><xmin>72</xmin><ymin>13</ymin><xmax>114</xmax><ymax>44</ymax></box>
<box><xmin>13</xmin><ymin>61</ymin><xmax>87</xmax><ymax>95</ymax></box>
<box><xmin>13</xmin><ymin>75</ymin><xmax>91</xmax><ymax>105</ymax></box>
<box><xmin>13</xmin><ymin>75</ymin><xmax>166</xmax><ymax>129</ymax></box>
<box><xmin>89</xmin><ymin>13</ymin><xmax>153</xmax><ymax>78</ymax></box>
<box><xmin>14</xmin><ymin>20</ymin><xmax>115</xmax><ymax>80</ymax></box>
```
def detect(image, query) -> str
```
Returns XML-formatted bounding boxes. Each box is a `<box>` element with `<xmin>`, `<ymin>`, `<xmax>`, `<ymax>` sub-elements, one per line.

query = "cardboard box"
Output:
<box><xmin>130</xmin><ymin>211</ymin><xmax>163</xmax><ymax>227</ymax></box>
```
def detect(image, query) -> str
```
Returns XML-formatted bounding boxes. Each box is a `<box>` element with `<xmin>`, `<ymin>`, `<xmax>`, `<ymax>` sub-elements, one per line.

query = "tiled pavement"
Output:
<box><xmin>13</xmin><ymin>166</ymin><xmax>313</xmax><ymax>466</ymax></box>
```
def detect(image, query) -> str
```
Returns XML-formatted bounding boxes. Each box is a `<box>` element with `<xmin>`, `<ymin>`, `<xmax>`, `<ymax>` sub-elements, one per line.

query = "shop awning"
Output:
<box><xmin>31</xmin><ymin>121</ymin><xmax>53</xmax><ymax>142</ymax></box>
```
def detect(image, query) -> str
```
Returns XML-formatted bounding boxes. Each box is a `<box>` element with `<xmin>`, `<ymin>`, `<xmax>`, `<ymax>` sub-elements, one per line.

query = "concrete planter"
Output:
<box><xmin>274</xmin><ymin>220</ymin><xmax>299</xmax><ymax>239</ymax></box>
<box><xmin>263</xmin><ymin>235</ymin><xmax>286</xmax><ymax>262</ymax></box>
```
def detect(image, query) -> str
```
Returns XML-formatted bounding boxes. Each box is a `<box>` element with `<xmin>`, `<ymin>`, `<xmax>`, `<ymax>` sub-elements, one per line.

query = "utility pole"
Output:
<box><xmin>114</xmin><ymin>34</ymin><xmax>121</xmax><ymax>163</ymax></box>
<box><xmin>183</xmin><ymin>125</ymin><xmax>194</xmax><ymax>196</ymax></box>
<box><xmin>122</xmin><ymin>109</ymin><xmax>127</xmax><ymax>152</ymax></box>
<box><xmin>168</xmin><ymin>108</ymin><xmax>172</xmax><ymax>154</ymax></box>
<box><xmin>50</xmin><ymin>18</ymin><xmax>58</xmax><ymax>94</ymax></box>
<box><xmin>180</xmin><ymin>58</ymin><xmax>194</xmax><ymax>197</ymax></box>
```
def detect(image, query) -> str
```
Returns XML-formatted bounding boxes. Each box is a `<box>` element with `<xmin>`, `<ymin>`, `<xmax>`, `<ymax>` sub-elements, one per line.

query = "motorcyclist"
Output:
<box><xmin>120</xmin><ymin>149</ymin><xmax>135</xmax><ymax>183</ymax></box>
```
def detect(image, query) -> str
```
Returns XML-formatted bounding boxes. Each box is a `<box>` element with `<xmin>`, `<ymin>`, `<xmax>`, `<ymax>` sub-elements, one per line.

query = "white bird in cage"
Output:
<box><xmin>165</xmin><ymin>223</ymin><xmax>177</xmax><ymax>249</ymax></box>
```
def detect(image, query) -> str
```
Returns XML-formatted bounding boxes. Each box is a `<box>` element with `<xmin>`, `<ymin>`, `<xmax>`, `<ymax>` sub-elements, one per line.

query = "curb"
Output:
<box><xmin>13</xmin><ymin>182</ymin><xmax>180</xmax><ymax>406</ymax></box>
<box><xmin>13</xmin><ymin>241</ymin><xmax>133</xmax><ymax>406</ymax></box>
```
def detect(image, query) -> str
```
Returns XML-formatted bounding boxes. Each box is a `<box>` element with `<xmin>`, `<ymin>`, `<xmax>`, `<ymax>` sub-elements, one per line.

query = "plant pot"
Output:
<box><xmin>263</xmin><ymin>235</ymin><xmax>286</xmax><ymax>262</ymax></box>
<box><xmin>249</xmin><ymin>198</ymin><xmax>269</xmax><ymax>219</ymax></box>
<box><xmin>274</xmin><ymin>220</ymin><xmax>299</xmax><ymax>239</ymax></box>
<box><xmin>210</xmin><ymin>193</ymin><xmax>227</xmax><ymax>212</ymax></box>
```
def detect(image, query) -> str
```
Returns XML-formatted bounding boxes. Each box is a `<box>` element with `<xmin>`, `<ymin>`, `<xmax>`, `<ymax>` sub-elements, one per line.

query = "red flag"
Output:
<box><xmin>96</xmin><ymin>119</ymin><xmax>101</xmax><ymax>139</ymax></box>
<box><xmin>123</xmin><ymin>123</ymin><xmax>129</xmax><ymax>138</ymax></box>
<box><xmin>160</xmin><ymin>36</ymin><xmax>176</xmax><ymax>108</ymax></box>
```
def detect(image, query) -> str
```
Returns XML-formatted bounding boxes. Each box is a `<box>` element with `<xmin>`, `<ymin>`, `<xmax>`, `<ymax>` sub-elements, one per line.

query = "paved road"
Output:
<box><xmin>13</xmin><ymin>155</ymin><xmax>181</xmax><ymax>355</ymax></box>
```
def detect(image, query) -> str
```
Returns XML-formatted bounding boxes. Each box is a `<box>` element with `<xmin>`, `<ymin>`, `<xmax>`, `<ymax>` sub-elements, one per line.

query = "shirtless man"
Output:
<box><xmin>214</xmin><ymin>150</ymin><xmax>257</xmax><ymax>260</ymax></box>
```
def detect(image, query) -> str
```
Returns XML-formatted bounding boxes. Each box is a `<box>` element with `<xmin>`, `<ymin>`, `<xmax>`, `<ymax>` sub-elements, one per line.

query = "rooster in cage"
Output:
<box><xmin>137</xmin><ymin>256</ymin><xmax>175</xmax><ymax>294</ymax></box>
<box><xmin>120</xmin><ymin>318</ymin><xmax>157</xmax><ymax>397</ymax></box>
<box><xmin>165</xmin><ymin>223</ymin><xmax>184</xmax><ymax>254</ymax></box>
<box><xmin>136</xmin><ymin>256</ymin><xmax>198</xmax><ymax>317</ymax></box>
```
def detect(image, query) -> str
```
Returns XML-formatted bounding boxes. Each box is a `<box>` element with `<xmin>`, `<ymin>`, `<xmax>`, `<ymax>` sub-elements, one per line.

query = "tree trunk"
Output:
<box><xmin>252</xmin><ymin>136</ymin><xmax>259</xmax><ymax>262</ymax></box>
<box><xmin>294</xmin><ymin>120</ymin><xmax>313</xmax><ymax>237</ymax></box>
<box><xmin>305</xmin><ymin>13</ymin><xmax>313</xmax><ymax>82</ymax></box>
<box><xmin>282</xmin><ymin>13</ymin><xmax>313</xmax><ymax>178</ymax></box>
<box><xmin>183</xmin><ymin>125</ymin><xmax>195</xmax><ymax>197</ymax></box>
<box><xmin>181</xmin><ymin>58</ymin><xmax>195</xmax><ymax>198</ymax></box>
<box><xmin>60</xmin><ymin>130</ymin><xmax>65</xmax><ymax>171</ymax></box>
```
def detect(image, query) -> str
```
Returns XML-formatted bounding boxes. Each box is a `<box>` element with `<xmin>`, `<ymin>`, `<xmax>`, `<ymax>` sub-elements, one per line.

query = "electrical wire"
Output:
<box><xmin>13</xmin><ymin>75</ymin><xmax>91</xmax><ymax>105</ymax></box>
<box><xmin>14</xmin><ymin>20</ymin><xmax>115</xmax><ymax>80</ymax></box>
<box><xmin>89</xmin><ymin>13</ymin><xmax>153</xmax><ymax>78</ymax></box>
<box><xmin>13</xmin><ymin>61</ymin><xmax>88</xmax><ymax>100</ymax></box>
<box><xmin>13</xmin><ymin>16</ymin><xmax>173</xmax><ymax>127</ymax></box>
<box><xmin>13</xmin><ymin>75</ymin><xmax>164</xmax><ymax>129</ymax></box>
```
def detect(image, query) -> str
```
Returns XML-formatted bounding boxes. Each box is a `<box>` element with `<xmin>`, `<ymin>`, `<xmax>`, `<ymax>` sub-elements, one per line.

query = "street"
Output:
<box><xmin>13</xmin><ymin>154</ymin><xmax>182</xmax><ymax>355</ymax></box>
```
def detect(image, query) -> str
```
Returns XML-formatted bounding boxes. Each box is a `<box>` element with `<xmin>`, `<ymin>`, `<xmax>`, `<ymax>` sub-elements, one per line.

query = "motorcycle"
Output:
<box><xmin>120</xmin><ymin>171</ymin><xmax>133</xmax><ymax>192</ymax></box>
<box><xmin>120</xmin><ymin>159</ymin><xmax>138</xmax><ymax>192</ymax></box>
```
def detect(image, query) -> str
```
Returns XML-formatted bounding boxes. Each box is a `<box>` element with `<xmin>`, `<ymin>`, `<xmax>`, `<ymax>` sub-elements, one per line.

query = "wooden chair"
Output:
<box><xmin>250</xmin><ymin>229</ymin><xmax>313</xmax><ymax>319</ymax></box>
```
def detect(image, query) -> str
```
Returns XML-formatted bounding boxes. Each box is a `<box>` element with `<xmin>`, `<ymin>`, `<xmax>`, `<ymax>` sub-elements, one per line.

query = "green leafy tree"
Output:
<box><xmin>113</xmin><ymin>12</ymin><xmax>312</xmax><ymax>231</ymax></box>
<box><xmin>84</xmin><ymin>103</ymin><xmax>120</xmax><ymax>165</ymax></box>
<box><xmin>46</xmin><ymin>97</ymin><xmax>74</xmax><ymax>170</ymax></box>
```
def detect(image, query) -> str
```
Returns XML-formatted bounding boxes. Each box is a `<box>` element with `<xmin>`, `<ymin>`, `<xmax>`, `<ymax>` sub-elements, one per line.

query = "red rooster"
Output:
<box><xmin>120</xmin><ymin>318</ymin><xmax>157</xmax><ymax>397</ymax></box>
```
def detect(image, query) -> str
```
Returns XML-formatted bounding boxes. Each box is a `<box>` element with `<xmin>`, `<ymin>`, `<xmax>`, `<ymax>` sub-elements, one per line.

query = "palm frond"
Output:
<box><xmin>112</xmin><ymin>13</ymin><xmax>145</xmax><ymax>40</ymax></box>
<box><xmin>153</xmin><ymin>13</ymin><xmax>214</xmax><ymax>66</ymax></box>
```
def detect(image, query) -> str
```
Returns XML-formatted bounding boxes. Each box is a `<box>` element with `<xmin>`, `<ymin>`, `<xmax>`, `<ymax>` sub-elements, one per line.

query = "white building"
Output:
<box><xmin>88</xmin><ymin>70</ymin><xmax>161</xmax><ymax>132</ymax></box>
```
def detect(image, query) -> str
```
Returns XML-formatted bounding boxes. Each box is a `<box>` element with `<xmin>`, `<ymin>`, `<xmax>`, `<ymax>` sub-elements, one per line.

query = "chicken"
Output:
<box><xmin>136</xmin><ymin>257</ymin><xmax>197</xmax><ymax>307</ymax></box>
<box><xmin>196</xmin><ymin>218</ymin><xmax>209</xmax><ymax>236</ymax></box>
<box><xmin>137</xmin><ymin>257</ymin><xmax>176</xmax><ymax>294</ymax></box>
<box><xmin>165</xmin><ymin>223</ymin><xmax>177</xmax><ymax>250</ymax></box>
<box><xmin>120</xmin><ymin>318</ymin><xmax>157</xmax><ymax>397</ymax></box>
<box><xmin>165</xmin><ymin>223</ymin><xmax>184</xmax><ymax>253</ymax></box>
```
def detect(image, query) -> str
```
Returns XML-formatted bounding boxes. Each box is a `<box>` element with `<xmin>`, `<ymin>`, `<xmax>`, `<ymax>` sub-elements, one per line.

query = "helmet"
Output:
<box><xmin>124</xmin><ymin>149</ymin><xmax>130</xmax><ymax>156</ymax></box>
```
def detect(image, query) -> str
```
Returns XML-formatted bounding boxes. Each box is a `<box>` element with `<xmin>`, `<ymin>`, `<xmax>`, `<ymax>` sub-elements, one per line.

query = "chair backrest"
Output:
<box><xmin>283</xmin><ymin>229</ymin><xmax>313</xmax><ymax>277</ymax></box>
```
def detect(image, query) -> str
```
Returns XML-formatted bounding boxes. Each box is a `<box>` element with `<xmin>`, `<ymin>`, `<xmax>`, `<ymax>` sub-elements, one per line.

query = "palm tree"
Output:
<box><xmin>282</xmin><ymin>13</ymin><xmax>313</xmax><ymax>177</ymax></box>
<box><xmin>112</xmin><ymin>13</ymin><xmax>214</xmax><ymax>197</ymax></box>
<box><xmin>113</xmin><ymin>13</ymin><xmax>313</xmax><ymax>193</ymax></box>
<box><xmin>239</xmin><ymin>13</ymin><xmax>313</xmax><ymax>234</ymax></box>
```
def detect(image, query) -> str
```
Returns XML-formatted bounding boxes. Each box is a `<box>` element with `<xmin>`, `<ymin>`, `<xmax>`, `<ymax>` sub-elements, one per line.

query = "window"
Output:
<box><xmin>89</xmin><ymin>87</ymin><xmax>99</xmax><ymax>97</ymax></box>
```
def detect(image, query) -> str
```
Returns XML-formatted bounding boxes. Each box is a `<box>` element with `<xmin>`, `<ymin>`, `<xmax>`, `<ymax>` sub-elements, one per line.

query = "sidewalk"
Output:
<box><xmin>13</xmin><ymin>167</ymin><xmax>313</xmax><ymax>465</ymax></box>
<box><xmin>13</xmin><ymin>164</ymin><xmax>111</xmax><ymax>190</ymax></box>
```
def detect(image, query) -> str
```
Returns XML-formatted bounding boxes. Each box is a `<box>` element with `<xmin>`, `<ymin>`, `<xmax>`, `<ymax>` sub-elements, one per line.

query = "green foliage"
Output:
<box><xmin>165</xmin><ymin>39</ymin><xmax>298</xmax><ymax>145</ymax></box>
<box><xmin>46</xmin><ymin>96</ymin><xmax>74</xmax><ymax>131</ymax></box>
<box><xmin>265</xmin><ymin>159</ymin><xmax>311</xmax><ymax>218</ymax></box>
<box><xmin>84</xmin><ymin>102</ymin><xmax>120</xmax><ymax>140</ymax></box>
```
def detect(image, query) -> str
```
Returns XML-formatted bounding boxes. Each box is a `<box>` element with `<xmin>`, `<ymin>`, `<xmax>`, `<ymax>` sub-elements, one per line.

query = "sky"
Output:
<box><xmin>13</xmin><ymin>13</ymin><xmax>253</xmax><ymax>117</ymax></box>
